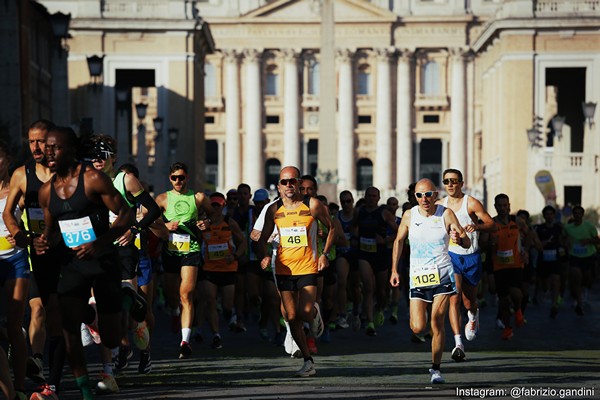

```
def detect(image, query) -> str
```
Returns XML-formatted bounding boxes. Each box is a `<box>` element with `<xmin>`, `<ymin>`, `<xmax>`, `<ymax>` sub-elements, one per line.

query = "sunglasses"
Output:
<box><xmin>415</xmin><ymin>191</ymin><xmax>437</xmax><ymax>199</ymax></box>
<box><xmin>170</xmin><ymin>175</ymin><xmax>186</xmax><ymax>182</ymax></box>
<box><xmin>442</xmin><ymin>178</ymin><xmax>462</xmax><ymax>185</ymax></box>
<box><xmin>279</xmin><ymin>178</ymin><xmax>299</xmax><ymax>186</ymax></box>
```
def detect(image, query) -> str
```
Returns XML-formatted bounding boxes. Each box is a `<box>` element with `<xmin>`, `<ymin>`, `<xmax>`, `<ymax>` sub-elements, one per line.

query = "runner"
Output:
<box><xmin>390</xmin><ymin>178</ymin><xmax>471</xmax><ymax>384</ymax></box>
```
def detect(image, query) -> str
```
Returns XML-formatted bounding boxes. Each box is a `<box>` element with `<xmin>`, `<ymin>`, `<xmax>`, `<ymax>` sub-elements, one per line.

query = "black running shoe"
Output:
<box><xmin>138</xmin><ymin>350</ymin><xmax>152</xmax><ymax>374</ymax></box>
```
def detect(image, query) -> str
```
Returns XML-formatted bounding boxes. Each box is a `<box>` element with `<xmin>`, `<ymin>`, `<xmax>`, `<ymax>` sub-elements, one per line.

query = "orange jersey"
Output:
<box><xmin>201</xmin><ymin>218</ymin><xmax>237</xmax><ymax>273</ymax></box>
<box><xmin>274</xmin><ymin>197</ymin><xmax>318</xmax><ymax>276</ymax></box>
<box><xmin>491</xmin><ymin>218</ymin><xmax>523</xmax><ymax>271</ymax></box>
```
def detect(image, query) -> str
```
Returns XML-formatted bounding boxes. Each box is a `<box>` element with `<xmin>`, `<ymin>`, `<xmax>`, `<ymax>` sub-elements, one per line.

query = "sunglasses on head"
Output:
<box><xmin>279</xmin><ymin>178</ymin><xmax>299</xmax><ymax>186</ymax></box>
<box><xmin>442</xmin><ymin>178</ymin><xmax>462</xmax><ymax>185</ymax></box>
<box><xmin>415</xmin><ymin>191</ymin><xmax>437</xmax><ymax>199</ymax></box>
<box><xmin>170</xmin><ymin>175</ymin><xmax>186</xmax><ymax>182</ymax></box>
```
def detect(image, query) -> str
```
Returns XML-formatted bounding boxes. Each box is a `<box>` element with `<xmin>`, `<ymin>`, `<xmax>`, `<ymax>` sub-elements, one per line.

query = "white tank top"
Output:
<box><xmin>442</xmin><ymin>194</ymin><xmax>479</xmax><ymax>255</ymax></box>
<box><xmin>408</xmin><ymin>205</ymin><xmax>453</xmax><ymax>289</ymax></box>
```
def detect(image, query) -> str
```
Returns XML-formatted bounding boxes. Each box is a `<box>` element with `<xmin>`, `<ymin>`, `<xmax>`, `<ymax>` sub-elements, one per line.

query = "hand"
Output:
<box><xmin>73</xmin><ymin>242</ymin><xmax>97</xmax><ymax>259</ymax></box>
<box><xmin>33</xmin><ymin>234</ymin><xmax>49</xmax><ymax>255</ymax></box>
<box><xmin>390</xmin><ymin>271</ymin><xmax>400</xmax><ymax>287</ymax></box>
<box><xmin>464</xmin><ymin>224</ymin><xmax>477</xmax><ymax>233</ymax></box>
<box><xmin>450</xmin><ymin>229</ymin><xmax>462</xmax><ymax>244</ymax></box>
<box><xmin>260</xmin><ymin>256</ymin><xmax>272</xmax><ymax>270</ymax></box>
<box><xmin>166</xmin><ymin>220</ymin><xmax>179</xmax><ymax>231</ymax></box>
<box><xmin>197</xmin><ymin>218</ymin><xmax>211</xmax><ymax>231</ymax></box>
<box><xmin>317</xmin><ymin>254</ymin><xmax>329</xmax><ymax>272</ymax></box>
<box><xmin>116</xmin><ymin>229</ymin><xmax>135</xmax><ymax>246</ymax></box>
<box><xmin>13</xmin><ymin>231</ymin><xmax>30</xmax><ymax>248</ymax></box>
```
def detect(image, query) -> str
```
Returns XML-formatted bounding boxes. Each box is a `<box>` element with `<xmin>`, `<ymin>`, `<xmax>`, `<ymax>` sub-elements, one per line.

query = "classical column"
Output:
<box><xmin>283</xmin><ymin>49</ymin><xmax>300</xmax><ymax>167</ymax></box>
<box><xmin>375</xmin><ymin>48</ymin><xmax>393</xmax><ymax>190</ymax></box>
<box><xmin>223</xmin><ymin>50</ymin><xmax>241</xmax><ymax>189</ymax></box>
<box><xmin>450</xmin><ymin>48</ymin><xmax>467</xmax><ymax>174</ymax></box>
<box><xmin>396</xmin><ymin>49</ymin><xmax>413</xmax><ymax>192</ymax></box>
<box><xmin>337</xmin><ymin>49</ymin><xmax>355</xmax><ymax>191</ymax></box>
<box><xmin>243</xmin><ymin>49</ymin><xmax>264</xmax><ymax>189</ymax></box>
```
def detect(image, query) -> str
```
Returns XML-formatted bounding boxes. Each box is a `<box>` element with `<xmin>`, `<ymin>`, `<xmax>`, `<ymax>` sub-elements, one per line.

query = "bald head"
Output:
<box><xmin>415</xmin><ymin>178</ymin><xmax>436</xmax><ymax>193</ymax></box>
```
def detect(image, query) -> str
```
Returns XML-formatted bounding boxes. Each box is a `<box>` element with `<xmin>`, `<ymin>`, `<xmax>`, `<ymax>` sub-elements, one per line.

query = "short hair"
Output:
<box><xmin>517</xmin><ymin>209</ymin><xmax>530</xmax><ymax>220</ymax></box>
<box><xmin>301</xmin><ymin>174</ymin><xmax>318</xmax><ymax>189</ymax></box>
<box><xmin>442</xmin><ymin>168</ymin><xmax>463</xmax><ymax>182</ymax></box>
<box><xmin>49</xmin><ymin>126</ymin><xmax>78</xmax><ymax>148</ymax></box>
<box><xmin>29</xmin><ymin>119</ymin><xmax>55</xmax><ymax>132</ymax></box>
<box><xmin>280</xmin><ymin>166</ymin><xmax>301</xmax><ymax>178</ymax></box>
<box><xmin>572</xmin><ymin>205</ymin><xmax>584</xmax><ymax>214</ymax></box>
<box><xmin>170</xmin><ymin>161</ymin><xmax>188</xmax><ymax>174</ymax></box>
<box><xmin>118</xmin><ymin>163</ymin><xmax>140</xmax><ymax>178</ymax></box>
<box><xmin>316</xmin><ymin>194</ymin><xmax>328</xmax><ymax>204</ymax></box>
<box><xmin>339</xmin><ymin>190</ymin><xmax>353</xmax><ymax>200</ymax></box>
<box><xmin>237</xmin><ymin>183</ymin><xmax>251</xmax><ymax>192</ymax></box>
<box><xmin>494</xmin><ymin>193</ymin><xmax>509</xmax><ymax>203</ymax></box>
<box><xmin>542</xmin><ymin>205</ymin><xmax>556</xmax><ymax>215</ymax></box>
<box><xmin>210</xmin><ymin>192</ymin><xmax>225</xmax><ymax>200</ymax></box>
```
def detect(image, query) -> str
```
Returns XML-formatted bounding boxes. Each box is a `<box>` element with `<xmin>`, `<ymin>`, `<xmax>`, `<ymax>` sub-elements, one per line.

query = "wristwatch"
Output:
<box><xmin>323</xmin><ymin>252</ymin><xmax>331</xmax><ymax>260</ymax></box>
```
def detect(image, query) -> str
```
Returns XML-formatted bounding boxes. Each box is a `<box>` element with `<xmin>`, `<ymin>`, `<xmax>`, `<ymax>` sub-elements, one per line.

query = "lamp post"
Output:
<box><xmin>86</xmin><ymin>55</ymin><xmax>104</xmax><ymax>86</ymax></box>
<box><xmin>49</xmin><ymin>12</ymin><xmax>71</xmax><ymax>55</ymax></box>
<box><xmin>551</xmin><ymin>115</ymin><xmax>565</xmax><ymax>140</ymax></box>
<box><xmin>135</xmin><ymin>103</ymin><xmax>148</xmax><ymax>182</ymax></box>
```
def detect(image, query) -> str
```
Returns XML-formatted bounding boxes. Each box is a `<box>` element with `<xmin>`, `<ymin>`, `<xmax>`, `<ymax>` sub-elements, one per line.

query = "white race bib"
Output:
<box><xmin>168</xmin><ymin>233</ymin><xmax>191</xmax><ymax>252</ymax></box>
<box><xmin>497</xmin><ymin>249</ymin><xmax>514</xmax><ymax>264</ymax></box>
<box><xmin>411</xmin><ymin>263</ymin><xmax>441</xmax><ymax>288</ymax></box>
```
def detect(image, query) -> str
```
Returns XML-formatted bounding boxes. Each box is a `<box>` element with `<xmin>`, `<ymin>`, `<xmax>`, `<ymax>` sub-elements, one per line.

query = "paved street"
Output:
<box><xmin>47</xmin><ymin>288</ymin><xmax>600</xmax><ymax>400</ymax></box>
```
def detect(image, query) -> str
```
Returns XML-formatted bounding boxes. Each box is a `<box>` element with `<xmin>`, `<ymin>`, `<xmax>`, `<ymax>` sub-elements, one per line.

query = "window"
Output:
<box><xmin>422</xmin><ymin>61</ymin><xmax>439</xmax><ymax>95</ymax></box>
<box><xmin>205</xmin><ymin>116</ymin><xmax>215</xmax><ymax>124</ymax></box>
<box><xmin>357</xmin><ymin>64</ymin><xmax>371</xmax><ymax>95</ymax></box>
<box><xmin>265</xmin><ymin>158</ymin><xmax>281</xmax><ymax>188</ymax></box>
<box><xmin>266</xmin><ymin>65</ymin><xmax>279</xmax><ymax>96</ymax></box>
<box><xmin>205</xmin><ymin>140</ymin><xmax>218</xmax><ymax>187</ymax></box>
<box><xmin>204</xmin><ymin>63</ymin><xmax>217</xmax><ymax>97</ymax></box>
<box><xmin>358</xmin><ymin>115</ymin><xmax>372</xmax><ymax>124</ymax></box>
<box><xmin>423</xmin><ymin>115</ymin><xmax>440</xmax><ymax>123</ymax></box>
<box><xmin>308</xmin><ymin>139</ymin><xmax>318</xmax><ymax>177</ymax></box>
<box><xmin>308</xmin><ymin>61</ymin><xmax>320</xmax><ymax>95</ymax></box>
<box><xmin>266</xmin><ymin>115</ymin><xmax>280</xmax><ymax>124</ymax></box>
<box><xmin>357</xmin><ymin>158</ymin><xmax>373</xmax><ymax>191</ymax></box>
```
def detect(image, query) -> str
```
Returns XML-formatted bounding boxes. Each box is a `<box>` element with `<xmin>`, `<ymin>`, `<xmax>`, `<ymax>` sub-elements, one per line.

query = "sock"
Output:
<box><xmin>111</xmin><ymin>347</ymin><xmax>119</xmax><ymax>358</ymax></box>
<box><xmin>454</xmin><ymin>334</ymin><xmax>463</xmax><ymax>347</ymax></box>
<box><xmin>48</xmin><ymin>336</ymin><xmax>66</xmax><ymax>387</ymax></box>
<box><xmin>432</xmin><ymin>363</ymin><xmax>441</xmax><ymax>371</ymax></box>
<box><xmin>75</xmin><ymin>375</ymin><xmax>94</xmax><ymax>400</ymax></box>
<box><xmin>181</xmin><ymin>328</ymin><xmax>192</xmax><ymax>343</ymax></box>
<box><xmin>103</xmin><ymin>362</ymin><xmax>113</xmax><ymax>375</ymax></box>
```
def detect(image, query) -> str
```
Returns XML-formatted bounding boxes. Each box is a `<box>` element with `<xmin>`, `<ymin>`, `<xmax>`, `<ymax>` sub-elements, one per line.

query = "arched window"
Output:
<box><xmin>204</xmin><ymin>63</ymin><xmax>217</xmax><ymax>97</ymax></box>
<box><xmin>308</xmin><ymin>61</ymin><xmax>320</xmax><ymax>95</ymax></box>
<box><xmin>265</xmin><ymin>158</ymin><xmax>282</xmax><ymax>189</ymax></box>
<box><xmin>357</xmin><ymin>64</ymin><xmax>371</xmax><ymax>95</ymax></box>
<box><xmin>266</xmin><ymin>65</ymin><xmax>279</xmax><ymax>96</ymax></box>
<box><xmin>422</xmin><ymin>61</ymin><xmax>439</xmax><ymax>95</ymax></box>
<box><xmin>356</xmin><ymin>158</ymin><xmax>373</xmax><ymax>191</ymax></box>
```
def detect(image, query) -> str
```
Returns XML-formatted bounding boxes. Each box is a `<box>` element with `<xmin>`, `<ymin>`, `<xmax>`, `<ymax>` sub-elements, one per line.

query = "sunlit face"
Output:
<box><xmin>300</xmin><ymin>180</ymin><xmax>317</xmax><ymax>198</ymax></box>
<box><xmin>28</xmin><ymin>129</ymin><xmax>47</xmax><ymax>164</ymax></box>
<box><xmin>278</xmin><ymin>168</ymin><xmax>301</xmax><ymax>199</ymax></box>
<box><xmin>414</xmin><ymin>181</ymin><xmax>438</xmax><ymax>213</ymax></box>
<box><xmin>442</xmin><ymin>172</ymin><xmax>464</xmax><ymax>197</ymax></box>
<box><xmin>45</xmin><ymin>131</ymin><xmax>73</xmax><ymax>173</ymax></box>
<box><xmin>169</xmin><ymin>169</ymin><xmax>188</xmax><ymax>193</ymax></box>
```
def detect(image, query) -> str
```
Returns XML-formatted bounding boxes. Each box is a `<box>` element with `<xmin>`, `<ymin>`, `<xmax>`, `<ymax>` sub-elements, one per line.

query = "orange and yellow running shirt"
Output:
<box><xmin>201</xmin><ymin>218</ymin><xmax>237</xmax><ymax>273</ymax></box>
<box><xmin>491</xmin><ymin>217</ymin><xmax>523</xmax><ymax>271</ymax></box>
<box><xmin>274</xmin><ymin>197</ymin><xmax>318</xmax><ymax>276</ymax></box>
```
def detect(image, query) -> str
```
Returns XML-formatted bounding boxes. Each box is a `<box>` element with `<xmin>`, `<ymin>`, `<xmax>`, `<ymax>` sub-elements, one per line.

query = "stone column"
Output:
<box><xmin>396</xmin><ymin>49</ymin><xmax>413</xmax><ymax>192</ymax></box>
<box><xmin>375</xmin><ymin>48</ymin><xmax>393</xmax><ymax>190</ymax></box>
<box><xmin>283</xmin><ymin>49</ymin><xmax>300</xmax><ymax>167</ymax></box>
<box><xmin>243</xmin><ymin>49</ymin><xmax>264</xmax><ymax>189</ymax></box>
<box><xmin>223</xmin><ymin>50</ymin><xmax>241</xmax><ymax>190</ymax></box>
<box><xmin>337</xmin><ymin>49</ymin><xmax>355</xmax><ymax>191</ymax></box>
<box><xmin>450</xmin><ymin>48</ymin><xmax>467</xmax><ymax>174</ymax></box>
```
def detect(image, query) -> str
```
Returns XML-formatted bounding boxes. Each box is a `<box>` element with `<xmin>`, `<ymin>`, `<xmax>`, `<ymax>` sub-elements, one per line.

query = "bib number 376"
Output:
<box><xmin>58</xmin><ymin>216</ymin><xmax>97</xmax><ymax>248</ymax></box>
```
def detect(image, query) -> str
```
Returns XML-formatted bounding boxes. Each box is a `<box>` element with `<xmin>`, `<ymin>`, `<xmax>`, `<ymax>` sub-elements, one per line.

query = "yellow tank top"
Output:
<box><xmin>274</xmin><ymin>197</ymin><xmax>318</xmax><ymax>276</ymax></box>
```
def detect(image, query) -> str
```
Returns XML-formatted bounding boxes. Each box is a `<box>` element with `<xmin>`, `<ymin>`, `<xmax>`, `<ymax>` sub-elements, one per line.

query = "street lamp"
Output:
<box><xmin>526</xmin><ymin>127</ymin><xmax>542</xmax><ymax>147</ymax></box>
<box><xmin>135</xmin><ymin>103</ymin><xmax>148</xmax><ymax>120</ymax></box>
<box><xmin>551</xmin><ymin>115</ymin><xmax>565</xmax><ymax>140</ymax></box>
<box><xmin>153</xmin><ymin>117</ymin><xmax>164</xmax><ymax>137</ymax></box>
<box><xmin>135</xmin><ymin>103</ymin><xmax>149</xmax><ymax>181</ymax></box>
<box><xmin>87</xmin><ymin>55</ymin><xmax>104</xmax><ymax>86</ymax></box>
<box><xmin>582</xmin><ymin>101</ymin><xmax>597</xmax><ymax>128</ymax></box>
<box><xmin>49</xmin><ymin>12</ymin><xmax>71</xmax><ymax>54</ymax></box>
<box><xmin>168</xmin><ymin>128</ymin><xmax>179</xmax><ymax>155</ymax></box>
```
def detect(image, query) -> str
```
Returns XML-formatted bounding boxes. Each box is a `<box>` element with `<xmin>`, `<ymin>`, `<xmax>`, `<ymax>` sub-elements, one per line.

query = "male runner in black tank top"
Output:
<box><xmin>33</xmin><ymin>127</ymin><xmax>134</xmax><ymax>400</ymax></box>
<box><xmin>3</xmin><ymin>119</ymin><xmax>67</xmax><ymax>399</ymax></box>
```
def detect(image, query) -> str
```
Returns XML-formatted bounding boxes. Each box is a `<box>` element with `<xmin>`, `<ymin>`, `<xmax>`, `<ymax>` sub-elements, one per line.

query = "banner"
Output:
<box><xmin>534</xmin><ymin>170</ymin><xmax>557</xmax><ymax>207</ymax></box>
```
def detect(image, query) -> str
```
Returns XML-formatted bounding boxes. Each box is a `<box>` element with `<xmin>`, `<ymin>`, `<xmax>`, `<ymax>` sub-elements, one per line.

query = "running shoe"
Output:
<box><xmin>389</xmin><ymin>312</ymin><xmax>398</xmax><ymax>325</ymax></box>
<box><xmin>335</xmin><ymin>316</ymin><xmax>349</xmax><ymax>329</ymax></box>
<box><xmin>132</xmin><ymin>321</ymin><xmax>150</xmax><ymax>350</ymax></box>
<box><xmin>211</xmin><ymin>334</ymin><xmax>223</xmax><ymax>349</ymax></box>
<box><xmin>87</xmin><ymin>324</ymin><xmax>101</xmax><ymax>344</ymax></box>
<box><xmin>501</xmin><ymin>327</ymin><xmax>513</xmax><ymax>340</ymax></box>
<box><xmin>495</xmin><ymin>318</ymin><xmax>505</xmax><ymax>330</ymax></box>
<box><xmin>411</xmin><ymin>333</ymin><xmax>426</xmax><ymax>343</ymax></box>
<box><xmin>228</xmin><ymin>314</ymin><xmax>237</xmax><ymax>331</ymax></box>
<box><xmin>307</xmin><ymin>337</ymin><xmax>318</xmax><ymax>354</ymax></box>
<box><xmin>429</xmin><ymin>368</ymin><xmax>444</xmax><ymax>384</ymax></box>
<box><xmin>284</xmin><ymin>324</ymin><xmax>293</xmax><ymax>354</ymax></box>
<box><xmin>465</xmin><ymin>309</ymin><xmax>479</xmax><ymax>341</ymax></box>
<box><xmin>374</xmin><ymin>310</ymin><xmax>385</xmax><ymax>327</ymax></box>
<box><xmin>26</xmin><ymin>356</ymin><xmax>46</xmax><ymax>384</ymax></box>
<box><xmin>365</xmin><ymin>322</ymin><xmax>376</xmax><ymax>337</ymax></box>
<box><xmin>310</xmin><ymin>303</ymin><xmax>324</xmax><ymax>338</ymax></box>
<box><xmin>179</xmin><ymin>341</ymin><xmax>192</xmax><ymax>359</ymax></box>
<box><xmin>295</xmin><ymin>359</ymin><xmax>316</xmax><ymax>377</ymax></box>
<box><xmin>138</xmin><ymin>350</ymin><xmax>152</xmax><ymax>374</ymax></box>
<box><xmin>290</xmin><ymin>337</ymin><xmax>301</xmax><ymax>358</ymax></box>
<box><xmin>114</xmin><ymin>346</ymin><xmax>132</xmax><ymax>371</ymax></box>
<box><xmin>29</xmin><ymin>383</ymin><xmax>58</xmax><ymax>400</ymax></box>
<box><xmin>121</xmin><ymin>283</ymin><xmax>148</xmax><ymax>323</ymax></box>
<box><xmin>514</xmin><ymin>309</ymin><xmax>526</xmax><ymax>328</ymax></box>
<box><xmin>96</xmin><ymin>372</ymin><xmax>119</xmax><ymax>394</ymax></box>
<box><xmin>451</xmin><ymin>344</ymin><xmax>466</xmax><ymax>362</ymax></box>
<box><xmin>81</xmin><ymin>323</ymin><xmax>95</xmax><ymax>347</ymax></box>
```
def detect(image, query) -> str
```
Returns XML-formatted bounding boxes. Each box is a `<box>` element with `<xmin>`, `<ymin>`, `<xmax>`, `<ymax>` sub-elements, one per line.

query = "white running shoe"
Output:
<box><xmin>96</xmin><ymin>373</ymin><xmax>119</xmax><ymax>394</ymax></box>
<box><xmin>429</xmin><ymin>368</ymin><xmax>444</xmax><ymax>384</ymax></box>
<box><xmin>451</xmin><ymin>344</ymin><xmax>466</xmax><ymax>362</ymax></box>
<box><xmin>495</xmin><ymin>318</ymin><xmax>505</xmax><ymax>330</ymax></box>
<box><xmin>465</xmin><ymin>309</ymin><xmax>480</xmax><ymax>341</ymax></box>
<box><xmin>295</xmin><ymin>359</ymin><xmax>316</xmax><ymax>377</ymax></box>
<box><xmin>284</xmin><ymin>322</ymin><xmax>293</xmax><ymax>354</ymax></box>
<box><xmin>311</xmin><ymin>303</ymin><xmax>324</xmax><ymax>338</ymax></box>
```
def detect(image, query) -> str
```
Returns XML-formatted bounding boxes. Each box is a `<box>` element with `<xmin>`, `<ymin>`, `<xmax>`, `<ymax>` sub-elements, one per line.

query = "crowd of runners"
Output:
<box><xmin>0</xmin><ymin>120</ymin><xmax>598</xmax><ymax>399</ymax></box>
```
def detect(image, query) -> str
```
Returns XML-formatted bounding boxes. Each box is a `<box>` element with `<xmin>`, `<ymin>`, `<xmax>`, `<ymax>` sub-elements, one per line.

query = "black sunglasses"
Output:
<box><xmin>170</xmin><ymin>175</ymin><xmax>186</xmax><ymax>182</ymax></box>
<box><xmin>279</xmin><ymin>178</ymin><xmax>299</xmax><ymax>186</ymax></box>
<box><xmin>442</xmin><ymin>178</ymin><xmax>462</xmax><ymax>185</ymax></box>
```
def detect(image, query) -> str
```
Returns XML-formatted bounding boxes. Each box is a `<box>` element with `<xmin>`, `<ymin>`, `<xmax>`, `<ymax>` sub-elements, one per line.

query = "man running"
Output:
<box><xmin>257</xmin><ymin>166</ymin><xmax>335</xmax><ymax>377</ymax></box>
<box><xmin>437</xmin><ymin>169</ymin><xmax>495</xmax><ymax>361</ymax></box>
<box><xmin>390</xmin><ymin>178</ymin><xmax>470</xmax><ymax>384</ymax></box>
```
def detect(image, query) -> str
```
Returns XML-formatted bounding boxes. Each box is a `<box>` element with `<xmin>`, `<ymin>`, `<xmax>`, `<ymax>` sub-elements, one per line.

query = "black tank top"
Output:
<box><xmin>25</xmin><ymin>159</ymin><xmax>43</xmax><ymax>210</ymax></box>
<box><xmin>48</xmin><ymin>163</ymin><xmax>109</xmax><ymax>238</ymax></box>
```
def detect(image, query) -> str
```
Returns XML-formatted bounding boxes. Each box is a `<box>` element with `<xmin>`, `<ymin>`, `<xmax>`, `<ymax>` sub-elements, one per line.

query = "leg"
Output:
<box><xmin>180</xmin><ymin>266</ymin><xmax>199</xmax><ymax>331</ymax></box>
<box><xmin>358</xmin><ymin>260</ymin><xmax>375</xmax><ymax>323</ymax></box>
<box><xmin>6</xmin><ymin>278</ymin><xmax>30</xmax><ymax>392</ymax></box>
<box><xmin>280</xmin><ymin>291</ymin><xmax>308</xmax><ymax>358</ymax></box>
<box><xmin>430</xmin><ymin>294</ymin><xmax>451</xmax><ymax>365</ymax></box>
<box><xmin>448</xmin><ymin>273</ymin><xmax>462</xmax><ymax>336</ymax></box>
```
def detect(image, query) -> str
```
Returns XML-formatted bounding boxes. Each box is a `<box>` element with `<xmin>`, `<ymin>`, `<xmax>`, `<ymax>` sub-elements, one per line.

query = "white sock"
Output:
<box><xmin>181</xmin><ymin>328</ymin><xmax>192</xmax><ymax>343</ymax></box>
<box><xmin>468</xmin><ymin>309</ymin><xmax>479</xmax><ymax>321</ymax></box>
<box><xmin>454</xmin><ymin>334</ymin><xmax>463</xmax><ymax>347</ymax></box>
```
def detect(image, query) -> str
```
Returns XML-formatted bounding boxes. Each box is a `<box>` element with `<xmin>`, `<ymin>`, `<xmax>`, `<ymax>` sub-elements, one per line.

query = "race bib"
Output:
<box><xmin>280</xmin><ymin>226</ymin><xmax>308</xmax><ymax>248</ymax></box>
<box><xmin>58</xmin><ymin>216</ymin><xmax>97</xmax><ymax>248</ymax></box>
<box><xmin>359</xmin><ymin>237</ymin><xmax>377</xmax><ymax>253</ymax></box>
<box><xmin>496</xmin><ymin>249</ymin><xmax>514</xmax><ymax>264</ymax></box>
<box><xmin>411</xmin><ymin>263</ymin><xmax>441</xmax><ymax>288</ymax></box>
<box><xmin>0</xmin><ymin>226</ymin><xmax>13</xmax><ymax>250</ymax></box>
<box><xmin>542</xmin><ymin>249</ymin><xmax>557</xmax><ymax>262</ymax></box>
<box><xmin>168</xmin><ymin>233</ymin><xmax>190</xmax><ymax>252</ymax></box>
<box><xmin>28</xmin><ymin>208</ymin><xmax>45</xmax><ymax>234</ymax></box>
<box><xmin>208</xmin><ymin>243</ymin><xmax>228</xmax><ymax>260</ymax></box>
<box><xmin>573</xmin><ymin>244</ymin><xmax>587</xmax><ymax>257</ymax></box>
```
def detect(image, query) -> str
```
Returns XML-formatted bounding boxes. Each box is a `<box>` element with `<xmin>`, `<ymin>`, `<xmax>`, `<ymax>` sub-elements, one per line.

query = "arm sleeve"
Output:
<box><xmin>133</xmin><ymin>191</ymin><xmax>161</xmax><ymax>230</ymax></box>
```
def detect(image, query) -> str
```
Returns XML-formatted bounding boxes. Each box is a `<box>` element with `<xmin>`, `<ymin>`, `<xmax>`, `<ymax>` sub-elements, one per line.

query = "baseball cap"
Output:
<box><xmin>210</xmin><ymin>194</ymin><xmax>226</xmax><ymax>206</ymax></box>
<box><xmin>253</xmin><ymin>188</ymin><xmax>269</xmax><ymax>202</ymax></box>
